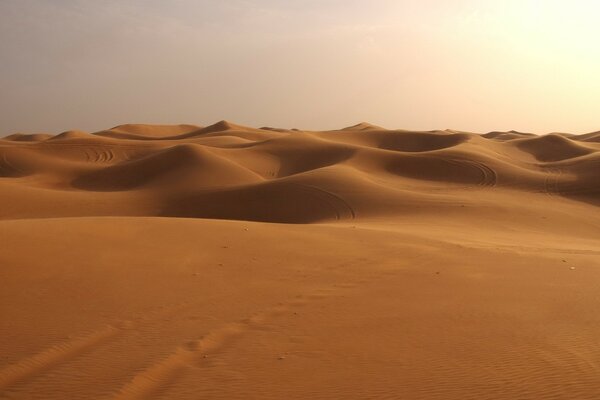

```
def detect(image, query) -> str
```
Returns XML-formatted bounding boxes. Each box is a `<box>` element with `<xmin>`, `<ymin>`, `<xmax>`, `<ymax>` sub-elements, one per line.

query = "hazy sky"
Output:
<box><xmin>1</xmin><ymin>0</ymin><xmax>599</xmax><ymax>135</ymax></box>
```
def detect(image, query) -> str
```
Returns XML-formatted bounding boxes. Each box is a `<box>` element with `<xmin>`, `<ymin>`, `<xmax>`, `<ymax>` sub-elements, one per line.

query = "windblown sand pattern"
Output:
<box><xmin>1</xmin><ymin>122</ymin><xmax>599</xmax><ymax>399</ymax></box>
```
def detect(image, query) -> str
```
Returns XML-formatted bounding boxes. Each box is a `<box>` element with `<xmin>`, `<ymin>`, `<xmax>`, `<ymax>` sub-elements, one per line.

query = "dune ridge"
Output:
<box><xmin>0</xmin><ymin>122</ymin><xmax>598</xmax><ymax>222</ymax></box>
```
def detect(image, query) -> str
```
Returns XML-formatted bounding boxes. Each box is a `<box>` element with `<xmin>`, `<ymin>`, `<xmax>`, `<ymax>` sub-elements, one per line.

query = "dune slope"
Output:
<box><xmin>1</xmin><ymin>123</ymin><xmax>598</xmax><ymax>220</ymax></box>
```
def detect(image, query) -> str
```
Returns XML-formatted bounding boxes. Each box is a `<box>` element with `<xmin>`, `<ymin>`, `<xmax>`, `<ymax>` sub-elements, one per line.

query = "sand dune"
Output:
<box><xmin>1</xmin><ymin>122</ymin><xmax>598</xmax><ymax>220</ymax></box>
<box><xmin>483</xmin><ymin>130</ymin><xmax>536</xmax><ymax>140</ymax></box>
<box><xmin>515</xmin><ymin>134</ymin><xmax>596</xmax><ymax>162</ymax></box>
<box><xmin>1</xmin><ymin>122</ymin><xmax>599</xmax><ymax>399</ymax></box>
<box><xmin>575</xmin><ymin>130</ymin><xmax>600</xmax><ymax>143</ymax></box>
<box><xmin>2</xmin><ymin>133</ymin><xmax>53</xmax><ymax>142</ymax></box>
<box><xmin>341</xmin><ymin>122</ymin><xmax>386</xmax><ymax>131</ymax></box>
<box><xmin>72</xmin><ymin>144</ymin><xmax>263</xmax><ymax>191</ymax></box>
<box><xmin>110</xmin><ymin>123</ymin><xmax>201</xmax><ymax>136</ymax></box>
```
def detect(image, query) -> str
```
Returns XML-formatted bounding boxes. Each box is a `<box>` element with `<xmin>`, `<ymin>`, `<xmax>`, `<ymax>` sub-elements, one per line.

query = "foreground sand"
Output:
<box><xmin>1</xmin><ymin>123</ymin><xmax>599</xmax><ymax>399</ymax></box>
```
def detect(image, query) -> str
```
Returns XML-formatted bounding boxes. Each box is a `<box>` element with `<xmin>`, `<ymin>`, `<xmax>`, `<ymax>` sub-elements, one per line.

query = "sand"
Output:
<box><xmin>0</xmin><ymin>122</ymin><xmax>599</xmax><ymax>399</ymax></box>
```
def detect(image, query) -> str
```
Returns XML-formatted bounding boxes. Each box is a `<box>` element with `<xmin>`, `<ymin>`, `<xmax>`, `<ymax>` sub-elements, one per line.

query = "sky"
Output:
<box><xmin>1</xmin><ymin>0</ymin><xmax>599</xmax><ymax>135</ymax></box>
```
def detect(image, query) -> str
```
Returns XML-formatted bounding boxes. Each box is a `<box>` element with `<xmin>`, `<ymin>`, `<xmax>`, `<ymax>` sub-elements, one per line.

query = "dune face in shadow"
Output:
<box><xmin>0</xmin><ymin>122</ymin><xmax>598</xmax><ymax>221</ymax></box>
<box><xmin>162</xmin><ymin>181</ymin><xmax>356</xmax><ymax>223</ymax></box>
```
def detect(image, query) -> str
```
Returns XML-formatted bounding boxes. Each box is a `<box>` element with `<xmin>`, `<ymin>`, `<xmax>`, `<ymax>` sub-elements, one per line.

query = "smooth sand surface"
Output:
<box><xmin>1</xmin><ymin>122</ymin><xmax>599</xmax><ymax>399</ymax></box>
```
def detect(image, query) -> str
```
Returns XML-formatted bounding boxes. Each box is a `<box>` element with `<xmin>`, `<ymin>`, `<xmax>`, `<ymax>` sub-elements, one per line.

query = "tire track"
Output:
<box><xmin>107</xmin><ymin>282</ymin><xmax>376</xmax><ymax>400</ymax></box>
<box><xmin>3</xmin><ymin>258</ymin><xmax>400</xmax><ymax>399</ymax></box>
<box><xmin>79</xmin><ymin>147</ymin><xmax>118</xmax><ymax>164</ymax></box>
<box><xmin>0</xmin><ymin>302</ymin><xmax>190</xmax><ymax>393</ymax></box>
<box><xmin>0</xmin><ymin>152</ymin><xmax>23</xmax><ymax>177</ymax></box>
<box><xmin>0</xmin><ymin>325</ymin><xmax>122</xmax><ymax>391</ymax></box>
<box><xmin>97</xmin><ymin>148</ymin><xmax>113</xmax><ymax>163</ymax></box>
<box><xmin>107</xmin><ymin>257</ymin><xmax>377</xmax><ymax>399</ymax></box>
<box><xmin>543</xmin><ymin>167</ymin><xmax>563</xmax><ymax>197</ymax></box>
<box><xmin>108</xmin><ymin>321</ymin><xmax>251</xmax><ymax>400</ymax></box>
<box><xmin>447</xmin><ymin>158</ymin><xmax>498</xmax><ymax>188</ymax></box>
<box><xmin>105</xmin><ymin>148</ymin><xmax>115</xmax><ymax>162</ymax></box>
<box><xmin>36</xmin><ymin>143</ymin><xmax>149</xmax><ymax>164</ymax></box>
<box><xmin>471</xmin><ymin>160</ymin><xmax>498</xmax><ymax>187</ymax></box>
<box><xmin>0</xmin><ymin>153</ymin><xmax>11</xmax><ymax>177</ymax></box>
<box><xmin>291</xmin><ymin>183</ymin><xmax>356</xmax><ymax>220</ymax></box>
<box><xmin>548</xmin><ymin>159</ymin><xmax>600</xmax><ymax>197</ymax></box>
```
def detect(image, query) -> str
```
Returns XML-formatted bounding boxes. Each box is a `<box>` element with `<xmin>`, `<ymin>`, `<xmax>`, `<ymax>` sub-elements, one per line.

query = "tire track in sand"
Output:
<box><xmin>543</xmin><ymin>167</ymin><xmax>563</xmax><ymax>197</ymax></box>
<box><xmin>0</xmin><ymin>302</ymin><xmax>190</xmax><ymax>393</ymax></box>
<box><xmin>291</xmin><ymin>183</ymin><xmax>356</xmax><ymax>221</ymax></box>
<box><xmin>447</xmin><ymin>158</ymin><xmax>498</xmax><ymax>188</ymax></box>
<box><xmin>107</xmin><ymin>282</ymin><xmax>380</xmax><ymax>400</ymax></box>
<box><xmin>0</xmin><ymin>325</ymin><xmax>122</xmax><ymax>391</ymax></box>
<box><xmin>0</xmin><ymin>152</ymin><xmax>23</xmax><ymax>177</ymax></box>
<box><xmin>470</xmin><ymin>160</ymin><xmax>498</xmax><ymax>188</ymax></box>
<box><xmin>545</xmin><ymin>159</ymin><xmax>600</xmax><ymax>197</ymax></box>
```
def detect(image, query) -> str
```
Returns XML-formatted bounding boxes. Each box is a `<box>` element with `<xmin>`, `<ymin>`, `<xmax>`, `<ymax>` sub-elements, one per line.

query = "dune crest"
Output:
<box><xmin>341</xmin><ymin>122</ymin><xmax>386</xmax><ymax>131</ymax></box>
<box><xmin>110</xmin><ymin>123</ymin><xmax>201</xmax><ymax>136</ymax></box>
<box><xmin>197</xmin><ymin>120</ymin><xmax>256</xmax><ymax>133</ymax></box>
<box><xmin>2</xmin><ymin>133</ymin><xmax>52</xmax><ymax>142</ymax></box>
<box><xmin>47</xmin><ymin>130</ymin><xmax>92</xmax><ymax>141</ymax></box>
<box><xmin>515</xmin><ymin>134</ymin><xmax>595</xmax><ymax>162</ymax></box>
<box><xmin>0</xmin><ymin>122</ymin><xmax>598</xmax><ymax>221</ymax></box>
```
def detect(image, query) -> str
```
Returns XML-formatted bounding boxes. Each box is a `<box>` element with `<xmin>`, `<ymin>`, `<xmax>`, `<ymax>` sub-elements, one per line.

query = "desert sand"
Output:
<box><xmin>1</xmin><ymin>122</ymin><xmax>599</xmax><ymax>399</ymax></box>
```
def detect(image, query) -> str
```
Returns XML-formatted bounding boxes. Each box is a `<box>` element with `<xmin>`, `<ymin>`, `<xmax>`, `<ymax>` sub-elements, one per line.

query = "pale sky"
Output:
<box><xmin>1</xmin><ymin>0</ymin><xmax>599</xmax><ymax>135</ymax></box>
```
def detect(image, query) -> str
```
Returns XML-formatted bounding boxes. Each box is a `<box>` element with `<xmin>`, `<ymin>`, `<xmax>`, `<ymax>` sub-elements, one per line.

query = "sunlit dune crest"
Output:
<box><xmin>0</xmin><ymin>121</ymin><xmax>598</xmax><ymax>221</ymax></box>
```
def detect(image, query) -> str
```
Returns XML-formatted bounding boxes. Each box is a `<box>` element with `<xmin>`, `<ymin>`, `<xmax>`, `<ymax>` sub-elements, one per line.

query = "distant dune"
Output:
<box><xmin>0</xmin><ymin>121</ymin><xmax>598</xmax><ymax>221</ymax></box>
<box><xmin>1</xmin><ymin>122</ymin><xmax>599</xmax><ymax>399</ymax></box>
